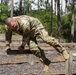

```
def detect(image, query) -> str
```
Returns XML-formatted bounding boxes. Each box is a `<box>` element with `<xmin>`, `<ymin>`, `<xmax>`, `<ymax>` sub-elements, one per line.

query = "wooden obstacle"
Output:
<box><xmin>65</xmin><ymin>49</ymin><xmax>76</xmax><ymax>75</ymax></box>
<box><xmin>0</xmin><ymin>38</ymin><xmax>76</xmax><ymax>74</ymax></box>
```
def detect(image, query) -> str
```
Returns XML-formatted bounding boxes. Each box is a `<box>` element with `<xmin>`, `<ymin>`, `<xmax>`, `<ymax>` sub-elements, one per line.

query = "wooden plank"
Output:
<box><xmin>0</xmin><ymin>49</ymin><xmax>65</xmax><ymax>64</ymax></box>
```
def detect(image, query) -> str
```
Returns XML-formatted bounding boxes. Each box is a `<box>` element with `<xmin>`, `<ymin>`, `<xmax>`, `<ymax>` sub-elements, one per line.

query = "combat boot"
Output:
<box><xmin>40</xmin><ymin>58</ymin><xmax>50</xmax><ymax>72</ymax></box>
<box><xmin>62</xmin><ymin>50</ymin><xmax>69</xmax><ymax>60</ymax></box>
<box><xmin>18</xmin><ymin>46</ymin><xmax>24</xmax><ymax>53</ymax></box>
<box><xmin>43</xmin><ymin>65</ymin><xmax>49</xmax><ymax>72</ymax></box>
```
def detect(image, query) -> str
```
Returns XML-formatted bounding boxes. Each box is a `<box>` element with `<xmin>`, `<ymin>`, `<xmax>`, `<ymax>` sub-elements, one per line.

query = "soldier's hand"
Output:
<box><xmin>18</xmin><ymin>46</ymin><xmax>24</xmax><ymax>53</ymax></box>
<box><xmin>4</xmin><ymin>46</ymin><xmax>11</xmax><ymax>52</ymax></box>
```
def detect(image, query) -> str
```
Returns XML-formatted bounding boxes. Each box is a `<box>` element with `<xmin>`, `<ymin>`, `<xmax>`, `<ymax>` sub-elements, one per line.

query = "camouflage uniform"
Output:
<box><xmin>5</xmin><ymin>15</ymin><xmax>68</xmax><ymax>65</ymax></box>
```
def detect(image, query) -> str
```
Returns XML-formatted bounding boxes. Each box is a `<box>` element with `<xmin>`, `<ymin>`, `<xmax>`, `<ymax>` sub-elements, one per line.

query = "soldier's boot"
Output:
<box><xmin>32</xmin><ymin>51</ymin><xmax>50</xmax><ymax>72</ymax></box>
<box><xmin>53</xmin><ymin>44</ymin><xmax>69</xmax><ymax>60</ymax></box>
<box><xmin>29</xmin><ymin>40</ymin><xmax>50</xmax><ymax>72</ymax></box>
<box><xmin>4</xmin><ymin>46</ymin><xmax>11</xmax><ymax>52</ymax></box>
<box><xmin>43</xmin><ymin>65</ymin><xmax>49</xmax><ymax>72</ymax></box>
<box><xmin>40</xmin><ymin>58</ymin><xmax>50</xmax><ymax>72</ymax></box>
<box><xmin>43</xmin><ymin>58</ymin><xmax>50</xmax><ymax>72</ymax></box>
<box><xmin>18</xmin><ymin>46</ymin><xmax>24</xmax><ymax>53</ymax></box>
<box><xmin>62</xmin><ymin>50</ymin><xmax>69</xmax><ymax>60</ymax></box>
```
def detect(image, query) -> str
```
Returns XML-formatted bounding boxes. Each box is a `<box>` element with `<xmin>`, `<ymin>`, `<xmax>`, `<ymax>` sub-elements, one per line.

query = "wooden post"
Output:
<box><xmin>65</xmin><ymin>50</ymin><xmax>73</xmax><ymax>75</ymax></box>
<box><xmin>28</xmin><ymin>54</ymin><xmax>34</xmax><ymax>65</ymax></box>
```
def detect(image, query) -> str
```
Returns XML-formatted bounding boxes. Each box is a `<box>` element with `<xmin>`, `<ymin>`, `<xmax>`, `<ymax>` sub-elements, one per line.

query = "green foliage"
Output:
<box><xmin>0</xmin><ymin>5</ymin><xmax>76</xmax><ymax>42</ymax></box>
<box><xmin>27</xmin><ymin>10</ymin><xmax>76</xmax><ymax>42</ymax></box>
<box><xmin>0</xmin><ymin>24</ymin><xmax>6</xmax><ymax>33</ymax></box>
<box><xmin>61</xmin><ymin>15</ymin><xmax>71</xmax><ymax>42</ymax></box>
<box><xmin>0</xmin><ymin>4</ymin><xmax>10</xmax><ymax>22</ymax></box>
<box><xmin>51</xmin><ymin>14</ymin><xmax>57</xmax><ymax>37</ymax></box>
<box><xmin>0</xmin><ymin>4</ymin><xmax>10</xmax><ymax>33</ymax></box>
<box><xmin>67</xmin><ymin>5</ymin><xmax>72</xmax><ymax>12</ymax></box>
<box><xmin>61</xmin><ymin>13</ymin><xmax>76</xmax><ymax>42</ymax></box>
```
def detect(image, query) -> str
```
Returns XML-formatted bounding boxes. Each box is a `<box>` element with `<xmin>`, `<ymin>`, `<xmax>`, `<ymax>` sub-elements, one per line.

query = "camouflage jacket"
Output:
<box><xmin>5</xmin><ymin>15</ymin><xmax>44</xmax><ymax>44</ymax></box>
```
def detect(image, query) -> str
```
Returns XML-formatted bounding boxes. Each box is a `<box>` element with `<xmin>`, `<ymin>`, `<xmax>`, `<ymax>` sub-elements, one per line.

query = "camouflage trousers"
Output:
<box><xmin>28</xmin><ymin>28</ymin><xmax>65</xmax><ymax>65</ymax></box>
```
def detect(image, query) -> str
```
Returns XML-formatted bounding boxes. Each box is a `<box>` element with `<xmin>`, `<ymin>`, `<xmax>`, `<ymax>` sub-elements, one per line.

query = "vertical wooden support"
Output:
<box><xmin>65</xmin><ymin>50</ymin><xmax>73</xmax><ymax>75</ymax></box>
<box><xmin>28</xmin><ymin>54</ymin><xmax>34</xmax><ymax>65</ymax></box>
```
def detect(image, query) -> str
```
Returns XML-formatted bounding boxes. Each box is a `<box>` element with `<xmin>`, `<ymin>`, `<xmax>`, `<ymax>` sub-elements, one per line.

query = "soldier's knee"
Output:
<box><xmin>29</xmin><ymin>41</ymin><xmax>38</xmax><ymax>50</ymax></box>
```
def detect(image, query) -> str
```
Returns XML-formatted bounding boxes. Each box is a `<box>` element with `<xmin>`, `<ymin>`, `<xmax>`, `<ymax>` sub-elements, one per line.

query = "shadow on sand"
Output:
<box><xmin>6</xmin><ymin>49</ymin><xmax>32</xmax><ymax>55</ymax></box>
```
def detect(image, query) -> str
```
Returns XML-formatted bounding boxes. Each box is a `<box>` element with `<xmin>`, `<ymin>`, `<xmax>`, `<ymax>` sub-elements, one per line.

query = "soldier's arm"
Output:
<box><xmin>18</xmin><ymin>36</ymin><xmax>29</xmax><ymax>51</ymax></box>
<box><xmin>18</xmin><ymin>18</ymin><xmax>30</xmax><ymax>49</ymax></box>
<box><xmin>5</xmin><ymin>25</ymin><xmax>12</xmax><ymax>46</ymax></box>
<box><xmin>20</xmin><ymin>19</ymin><xmax>30</xmax><ymax>47</ymax></box>
<box><xmin>21</xmin><ymin>36</ymin><xmax>29</xmax><ymax>47</ymax></box>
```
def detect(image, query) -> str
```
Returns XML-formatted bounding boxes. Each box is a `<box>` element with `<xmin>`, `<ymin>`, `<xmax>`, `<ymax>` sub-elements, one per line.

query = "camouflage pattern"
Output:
<box><xmin>5</xmin><ymin>15</ymin><xmax>67</xmax><ymax>65</ymax></box>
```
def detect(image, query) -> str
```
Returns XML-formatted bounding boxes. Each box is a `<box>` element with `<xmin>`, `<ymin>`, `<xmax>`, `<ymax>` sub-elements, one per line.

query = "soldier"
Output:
<box><xmin>5</xmin><ymin>15</ymin><xmax>69</xmax><ymax>72</ymax></box>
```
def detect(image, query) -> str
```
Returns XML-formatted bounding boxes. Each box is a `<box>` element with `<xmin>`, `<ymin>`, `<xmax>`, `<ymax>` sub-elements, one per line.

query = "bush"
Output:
<box><xmin>0</xmin><ymin>24</ymin><xmax>6</xmax><ymax>33</ymax></box>
<box><xmin>0</xmin><ymin>4</ymin><xmax>10</xmax><ymax>22</ymax></box>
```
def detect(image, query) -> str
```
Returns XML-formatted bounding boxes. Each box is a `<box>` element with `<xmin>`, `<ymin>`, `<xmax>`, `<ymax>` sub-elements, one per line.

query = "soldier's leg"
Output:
<box><xmin>38</xmin><ymin>29</ymin><xmax>69</xmax><ymax>60</ymax></box>
<box><xmin>29</xmin><ymin>39</ymin><xmax>50</xmax><ymax>71</ymax></box>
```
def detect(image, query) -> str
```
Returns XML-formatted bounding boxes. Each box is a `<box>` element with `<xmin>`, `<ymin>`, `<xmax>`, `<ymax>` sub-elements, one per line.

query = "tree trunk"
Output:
<box><xmin>49</xmin><ymin>0</ymin><xmax>53</xmax><ymax>36</ymax></box>
<box><xmin>27</xmin><ymin>0</ymin><xmax>30</xmax><ymax>13</ymax></box>
<box><xmin>38</xmin><ymin>0</ymin><xmax>40</xmax><ymax>13</ymax></box>
<box><xmin>54</xmin><ymin>0</ymin><xmax>56</xmax><ymax>15</ymax></box>
<box><xmin>71</xmin><ymin>0</ymin><xmax>75</xmax><ymax>42</ymax></box>
<box><xmin>5</xmin><ymin>0</ymin><xmax>8</xmax><ymax>5</ymax></box>
<box><xmin>65</xmin><ymin>0</ymin><xmax>68</xmax><ymax>14</ymax></box>
<box><xmin>57</xmin><ymin>0</ymin><xmax>61</xmax><ymax>42</ymax></box>
<box><xmin>45</xmin><ymin>0</ymin><xmax>49</xmax><ymax>11</ymax></box>
<box><xmin>11</xmin><ymin>0</ymin><xmax>14</xmax><ymax>17</ymax></box>
<box><xmin>19</xmin><ymin>0</ymin><xmax>22</xmax><ymax>15</ymax></box>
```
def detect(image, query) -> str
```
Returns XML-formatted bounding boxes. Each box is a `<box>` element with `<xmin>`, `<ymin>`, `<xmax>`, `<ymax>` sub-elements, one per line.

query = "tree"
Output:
<box><xmin>45</xmin><ymin>0</ymin><xmax>49</xmax><ymax>11</ymax></box>
<box><xmin>65</xmin><ymin>0</ymin><xmax>68</xmax><ymax>14</ymax></box>
<box><xmin>23</xmin><ymin>0</ymin><xmax>32</xmax><ymax>14</ymax></box>
<box><xmin>38</xmin><ymin>0</ymin><xmax>40</xmax><ymax>13</ymax></box>
<box><xmin>54</xmin><ymin>0</ymin><xmax>57</xmax><ymax>15</ymax></box>
<box><xmin>37</xmin><ymin>0</ymin><xmax>45</xmax><ymax>13</ymax></box>
<box><xmin>11</xmin><ymin>0</ymin><xmax>14</xmax><ymax>17</ymax></box>
<box><xmin>71</xmin><ymin>0</ymin><xmax>75</xmax><ymax>42</ymax></box>
<box><xmin>27</xmin><ymin>0</ymin><xmax>30</xmax><ymax>13</ymax></box>
<box><xmin>5</xmin><ymin>0</ymin><xmax>8</xmax><ymax>5</ymax></box>
<box><xmin>49</xmin><ymin>0</ymin><xmax>53</xmax><ymax>36</ymax></box>
<box><xmin>19</xmin><ymin>0</ymin><xmax>22</xmax><ymax>15</ymax></box>
<box><xmin>57</xmin><ymin>0</ymin><xmax>61</xmax><ymax>42</ymax></box>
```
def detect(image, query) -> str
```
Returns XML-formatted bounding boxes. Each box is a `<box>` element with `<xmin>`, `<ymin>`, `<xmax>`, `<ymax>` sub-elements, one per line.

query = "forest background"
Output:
<box><xmin>0</xmin><ymin>0</ymin><xmax>76</xmax><ymax>42</ymax></box>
